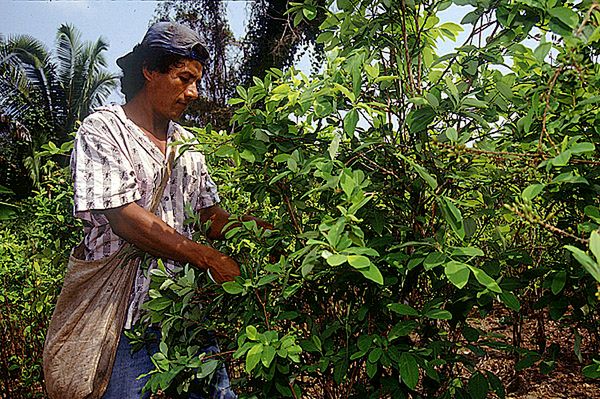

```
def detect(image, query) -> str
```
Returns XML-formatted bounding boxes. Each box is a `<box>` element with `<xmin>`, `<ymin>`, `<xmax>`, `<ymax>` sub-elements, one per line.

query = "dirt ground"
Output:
<box><xmin>468</xmin><ymin>307</ymin><xmax>600</xmax><ymax>399</ymax></box>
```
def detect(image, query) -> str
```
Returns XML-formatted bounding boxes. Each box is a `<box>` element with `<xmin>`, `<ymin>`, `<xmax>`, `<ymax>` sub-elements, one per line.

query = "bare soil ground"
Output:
<box><xmin>469</xmin><ymin>307</ymin><xmax>600</xmax><ymax>399</ymax></box>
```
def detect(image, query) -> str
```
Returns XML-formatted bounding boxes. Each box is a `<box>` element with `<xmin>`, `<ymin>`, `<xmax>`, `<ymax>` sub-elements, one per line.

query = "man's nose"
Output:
<box><xmin>185</xmin><ymin>82</ymin><xmax>199</xmax><ymax>100</ymax></box>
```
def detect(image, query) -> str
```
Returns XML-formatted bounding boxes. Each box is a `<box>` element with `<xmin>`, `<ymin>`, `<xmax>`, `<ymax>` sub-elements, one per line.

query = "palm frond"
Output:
<box><xmin>55</xmin><ymin>24</ymin><xmax>82</xmax><ymax>102</ymax></box>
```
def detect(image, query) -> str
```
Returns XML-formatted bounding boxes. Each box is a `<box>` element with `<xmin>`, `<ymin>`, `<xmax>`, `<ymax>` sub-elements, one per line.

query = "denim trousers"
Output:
<box><xmin>102</xmin><ymin>328</ymin><xmax>237</xmax><ymax>399</ymax></box>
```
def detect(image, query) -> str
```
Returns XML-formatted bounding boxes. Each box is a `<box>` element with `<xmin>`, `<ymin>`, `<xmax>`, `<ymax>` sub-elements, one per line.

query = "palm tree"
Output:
<box><xmin>0</xmin><ymin>24</ymin><xmax>117</xmax><ymax>194</ymax></box>
<box><xmin>1</xmin><ymin>24</ymin><xmax>117</xmax><ymax>141</ymax></box>
<box><xmin>54</xmin><ymin>24</ymin><xmax>116</xmax><ymax>137</ymax></box>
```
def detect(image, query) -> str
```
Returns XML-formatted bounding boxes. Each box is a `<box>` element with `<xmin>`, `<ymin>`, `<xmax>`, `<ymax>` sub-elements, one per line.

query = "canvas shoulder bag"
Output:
<box><xmin>43</xmin><ymin>144</ymin><xmax>177</xmax><ymax>399</ymax></box>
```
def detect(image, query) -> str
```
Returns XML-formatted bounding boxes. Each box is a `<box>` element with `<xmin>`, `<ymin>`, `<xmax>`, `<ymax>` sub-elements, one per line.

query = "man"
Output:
<box><xmin>71</xmin><ymin>22</ymin><xmax>267</xmax><ymax>398</ymax></box>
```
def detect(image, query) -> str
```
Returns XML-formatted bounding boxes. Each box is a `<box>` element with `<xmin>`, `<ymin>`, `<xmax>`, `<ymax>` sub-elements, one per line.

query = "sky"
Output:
<box><xmin>0</xmin><ymin>0</ymin><xmax>252</xmax><ymax>102</ymax></box>
<box><xmin>0</xmin><ymin>0</ymin><xmax>473</xmax><ymax>103</ymax></box>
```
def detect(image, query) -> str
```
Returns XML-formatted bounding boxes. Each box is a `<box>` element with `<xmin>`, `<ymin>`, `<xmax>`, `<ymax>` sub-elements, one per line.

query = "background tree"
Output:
<box><xmin>0</xmin><ymin>24</ymin><xmax>117</xmax><ymax>195</ymax></box>
<box><xmin>240</xmin><ymin>0</ymin><xmax>327</xmax><ymax>83</ymax></box>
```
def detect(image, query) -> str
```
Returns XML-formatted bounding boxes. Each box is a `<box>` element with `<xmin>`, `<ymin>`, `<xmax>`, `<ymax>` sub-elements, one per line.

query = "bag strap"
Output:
<box><xmin>148</xmin><ymin>144</ymin><xmax>177</xmax><ymax>214</ymax></box>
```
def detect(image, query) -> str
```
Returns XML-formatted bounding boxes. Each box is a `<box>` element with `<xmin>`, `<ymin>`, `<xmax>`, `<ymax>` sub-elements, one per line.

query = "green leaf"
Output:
<box><xmin>236</xmin><ymin>85</ymin><xmax>247</xmax><ymax>100</ymax></box>
<box><xmin>368</xmin><ymin>347</ymin><xmax>383</xmax><ymax>363</ymax></box>
<box><xmin>246</xmin><ymin>343</ymin><xmax>264</xmax><ymax>373</ymax></box>
<box><xmin>424</xmin><ymin>309</ymin><xmax>453</xmax><ymax>320</ymax></box>
<box><xmin>246</xmin><ymin>325</ymin><xmax>258</xmax><ymax>341</ymax></box>
<box><xmin>462</xmin><ymin>326</ymin><xmax>480</xmax><ymax>342</ymax></box>
<box><xmin>198</xmin><ymin>359</ymin><xmax>219</xmax><ymax>378</ymax></box>
<box><xmin>570</xmin><ymin>142</ymin><xmax>595</xmax><ymax>154</ymax></box>
<box><xmin>348</xmin><ymin>255</ymin><xmax>371</xmax><ymax>269</ymax></box>
<box><xmin>337</xmin><ymin>0</ymin><xmax>352</xmax><ymax>11</ymax></box>
<box><xmin>326</xmin><ymin>254</ymin><xmax>347</xmax><ymax>266</ymax></box>
<box><xmin>585</xmin><ymin>206</ymin><xmax>600</xmax><ymax>223</ymax></box>
<box><xmin>496</xmin><ymin>79</ymin><xmax>514</xmax><ymax>100</ymax></box>
<box><xmin>328</xmin><ymin>134</ymin><xmax>341</xmax><ymax>160</ymax></box>
<box><xmin>515</xmin><ymin>351</ymin><xmax>540</xmax><ymax>371</ymax></box>
<box><xmin>222</xmin><ymin>281</ymin><xmax>244</xmax><ymax>295</ymax></box>
<box><xmin>399</xmin><ymin>154</ymin><xmax>438</xmax><ymax>190</ymax></box>
<box><xmin>360</xmin><ymin>264</ymin><xmax>384</xmax><ymax>285</ymax></box>
<box><xmin>589</xmin><ymin>230</ymin><xmax>600</xmax><ymax>263</ymax></box>
<box><xmin>215</xmin><ymin>145</ymin><xmax>236</xmax><ymax>157</ymax></box>
<box><xmin>388</xmin><ymin>303</ymin><xmax>420</xmax><ymax>317</ymax></box>
<box><xmin>450</xmin><ymin>246</ymin><xmax>484</xmax><ymax>257</ymax></box>
<box><xmin>0</xmin><ymin>185</ymin><xmax>14</xmax><ymax>195</ymax></box>
<box><xmin>551</xmin><ymin>271</ymin><xmax>567</xmax><ymax>295</ymax></box>
<box><xmin>582</xmin><ymin>361</ymin><xmax>600</xmax><ymax>378</ymax></box>
<box><xmin>462</xmin><ymin>97</ymin><xmax>488</xmax><ymax>108</ymax></box>
<box><xmin>522</xmin><ymin>184</ymin><xmax>544</xmax><ymax>200</ymax></box>
<box><xmin>549</xmin><ymin>7</ymin><xmax>579</xmax><ymax>29</ymax></box>
<box><xmin>257</xmin><ymin>275</ymin><xmax>278</xmax><ymax>286</ymax></box>
<box><xmin>468</xmin><ymin>372</ymin><xmax>489</xmax><ymax>399</ymax></box>
<box><xmin>344</xmin><ymin>109</ymin><xmax>359</xmax><ymax>136</ymax></box>
<box><xmin>440</xmin><ymin>197</ymin><xmax>465</xmax><ymax>240</ymax></box>
<box><xmin>399</xmin><ymin>352</ymin><xmax>419</xmax><ymax>389</ymax></box>
<box><xmin>533</xmin><ymin>42</ymin><xmax>552</xmax><ymax>63</ymax></box>
<box><xmin>423</xmin><ymin>252</ymin><xmax>446</xmax><ymax>270</ymax></box>
<box><xmin>469</xmin><ymin>266</ymin><xmax>502</xmax><ymax>293</ymax></box>
<box><xmin>445</xmin><ymin>261</ymin><xmax>470</xmax><ymax>289</ymax></box>
<box><xmin>407</xmin><ymin>106</ymin><xmax>435</xmax><ymax>133</ymax></box>
<box><xmin>261</xmin><ymin>345</ymin><xmax>277</xmax><ymax>367</ymax></box>
<box><xmin>143</xmin><ymin>297</ymin><xmax>171</xmax><ymax>311</ymax></box>
<box><xmin>565</xmin><ymin>245</ymin><xmax>600</xmax><ymax>282</ymax></box>
<box><xmin>389</xmin><ymin>321</ymin><xmax>418</xmax><ymax>341</ymax></box>
<box><xmin>364</xmin><ymin>63</ymin><xmax>380</xmax><ymax>79</ymax></box>
<box><xmin>499</xmin><ymin>291</ymin><xmax>521</xmax><ymax>311</ymax></box>
<box><xmin>551</xmin><ymin>150</ymin><xmax>571</xmax><ymax>166</ymax></box>
<box><xmin>552</xmin><ymin>172</ymin><xmax>588</xmax><ymax>184</ymax></box>
<box><xmin>302</xmin><ymin>5</ymin><xmax>317</xmax><ymax>20</ymax></box>
<box><xmin>340</xmin><ymin>171</ymin><xmax>356</xmax><ymax>198</ymax></box>
<box><xmin>0</xmin><ymin>206</ymin><xmax>16</xmax><ymax>221</ymax></box>
<box><xmin>446</xmin><ymin>127</ymin><xmax>458</xmax><ymax>142</ymax></box>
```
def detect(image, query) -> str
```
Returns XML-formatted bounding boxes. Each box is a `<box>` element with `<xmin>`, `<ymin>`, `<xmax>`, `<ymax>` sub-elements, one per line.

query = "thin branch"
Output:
<box><xmin>434</xmin><ymin>142</ymin><xmax>600</xmax><ymax>166</ymax></box>
<box><xmin>539</xmin><ymin>66</ymin><xmax>562</xmax><ymax>152</ymax></box>
<box><xmin>506</xmin><ymin>204</ymin><xmax>588</xmax><ymax>244</ymax></box>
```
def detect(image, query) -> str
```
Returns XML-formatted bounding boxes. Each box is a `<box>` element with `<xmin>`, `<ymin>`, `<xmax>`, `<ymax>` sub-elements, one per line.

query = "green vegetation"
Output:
<box><xmin>2</xmin><ymin>0</ymin><xmax>600</xmax><ymax>398</ymax></box>
<box><xmin>0</xmin><ymin>24</ymin><xmax>116</xmax><ymax>195</ymax></box>
<box><xmin>0</xmin><ymin>149</ymin><xmax>80</xmax><ymax>397</ymax></box>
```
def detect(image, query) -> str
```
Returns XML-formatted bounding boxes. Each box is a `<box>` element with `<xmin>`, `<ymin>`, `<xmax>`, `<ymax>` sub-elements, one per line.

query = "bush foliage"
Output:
<box><xmin>135</xmin><ymin>0</ymin><xmax>600</xmax><ymax>397</ymax></box>
<box><xmin>2</xmin><ymin>0</ymin><xmax>600</xmax><ymax>398</ymax></box>
<box><xmin>0</xmin><ymin>149</ymin><xmax>80</xmax><ymax>397</ymax></box>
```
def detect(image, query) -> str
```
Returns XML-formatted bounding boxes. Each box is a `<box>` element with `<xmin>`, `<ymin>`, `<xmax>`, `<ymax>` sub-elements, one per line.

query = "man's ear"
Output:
<box><xmin>142</xmin><ymin>66</ymin><xmax>155</xmax><ymax>83</ymax></box>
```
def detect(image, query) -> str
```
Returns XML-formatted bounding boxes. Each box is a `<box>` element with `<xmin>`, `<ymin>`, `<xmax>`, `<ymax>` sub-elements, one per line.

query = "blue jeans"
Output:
<box><xmin>103</xmin><ymin>328</ymin><xmax>236</xmax><ymax>399</ymax></box>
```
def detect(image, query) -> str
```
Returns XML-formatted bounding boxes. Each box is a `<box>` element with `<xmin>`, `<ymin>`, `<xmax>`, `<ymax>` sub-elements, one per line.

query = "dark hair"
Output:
<box><xmin>118</xmin><ymin>46</ymin><xmax>188</xmax><ymax>102</ymax></box>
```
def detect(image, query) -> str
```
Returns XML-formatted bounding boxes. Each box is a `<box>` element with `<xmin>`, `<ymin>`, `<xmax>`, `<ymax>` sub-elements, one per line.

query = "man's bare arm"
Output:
<box><xmin>98</xmin><ymin>202</ymin><xmax>240</xmax><ymax>283</ymax></box>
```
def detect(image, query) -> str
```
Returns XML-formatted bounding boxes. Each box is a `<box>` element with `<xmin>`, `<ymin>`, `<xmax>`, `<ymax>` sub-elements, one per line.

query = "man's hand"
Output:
<box><xmin>204</xmin><ymin>250</ymin><xmax>241</xmax><ymax>283</ymax></box>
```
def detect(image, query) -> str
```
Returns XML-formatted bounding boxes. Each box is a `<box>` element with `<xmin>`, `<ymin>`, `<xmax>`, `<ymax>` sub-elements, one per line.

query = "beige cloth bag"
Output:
<box><xmin>43</xmin><ymin>147</ymin><xmax>176</xmax><ymax>399</ymax></box>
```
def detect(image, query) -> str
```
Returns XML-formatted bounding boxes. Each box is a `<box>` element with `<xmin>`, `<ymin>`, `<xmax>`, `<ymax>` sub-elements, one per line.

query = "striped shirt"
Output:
<box><xmin>71</xmin><ymin>104</ymin><xmax>219</xmax><ymax>328</ymax></box>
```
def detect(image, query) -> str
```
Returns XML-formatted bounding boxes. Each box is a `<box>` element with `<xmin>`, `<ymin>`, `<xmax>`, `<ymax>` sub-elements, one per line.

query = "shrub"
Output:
<box><xmin>138</xmin><ymin>1</ymin><xmax>600</xmax><ymax>398</ymax></box>
<box><xmin>0</xmin><ymin>147</ymin><xmax>80</xmax><ymax>398</ymax></box>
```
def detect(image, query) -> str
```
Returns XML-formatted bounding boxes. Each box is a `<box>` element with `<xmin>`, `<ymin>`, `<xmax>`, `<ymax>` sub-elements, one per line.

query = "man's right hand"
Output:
<box><xmin>201</xmin><ymin>249</ymin><xmax>241</xmax><ymax>283</ymax></box>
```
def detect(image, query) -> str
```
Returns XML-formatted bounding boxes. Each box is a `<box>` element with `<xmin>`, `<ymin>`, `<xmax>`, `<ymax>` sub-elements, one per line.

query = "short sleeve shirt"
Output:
<box><xmin>71</xmin><ymin>104</ymin><xmax>219</xmax><ymax>328</ymax></box>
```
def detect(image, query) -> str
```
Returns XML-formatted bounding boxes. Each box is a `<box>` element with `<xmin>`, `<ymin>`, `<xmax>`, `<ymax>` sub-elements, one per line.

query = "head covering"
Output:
<box><xmin>116</xmin><ymin>21</ymin><xmax>210</xmax><ymax>69</ymax></box>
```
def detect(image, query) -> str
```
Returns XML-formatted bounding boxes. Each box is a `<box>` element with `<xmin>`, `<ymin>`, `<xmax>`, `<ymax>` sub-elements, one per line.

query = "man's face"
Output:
<box><xmin>143</xmin><ymin>58</ymin><xmax>203</xmax><ymax>121</ymax></box>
